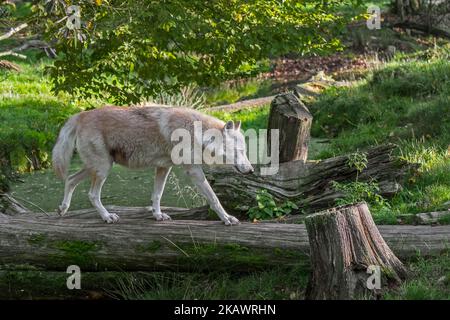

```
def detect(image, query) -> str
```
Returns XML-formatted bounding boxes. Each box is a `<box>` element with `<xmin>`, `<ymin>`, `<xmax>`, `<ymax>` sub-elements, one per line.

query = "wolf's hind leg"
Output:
<box><xmin>58</xmin><ymin>168</ymin><xmax>89</xmax><ymax>216</ymax></box>
<box><xmin>185</xmin><ymin>165</ymin><xmax>240</xmax><ymax>226</ymax></box>
<box><xmin>152</xmin><ymin>166</ymin><xmax>172</xmax><ymax>221</ymax></box>
<box><xmin>88</xmin><ymin>170</ymin><xmax>119</xmax><ymax>223</ymax></box>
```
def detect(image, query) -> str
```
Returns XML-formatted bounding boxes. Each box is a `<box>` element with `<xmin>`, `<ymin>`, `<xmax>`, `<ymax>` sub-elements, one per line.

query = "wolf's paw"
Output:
<box><xmin>155</xmin><ymin>212</ymin><xmax>172</xmax><ymax>221</ymax></box>
<box><xmin>57</xmin><ymin>204</ymin><xmax>68</xmax><ymax>216</ymax></box>
<box><xmin>223</xmin><ymin>215</ymin><xmax>240</xmax><ymax>226</ymax></box>
<box><xmin>103</xmin><ymin>213</ymin><xmax>120</xmax><ymax>223</ymax></box>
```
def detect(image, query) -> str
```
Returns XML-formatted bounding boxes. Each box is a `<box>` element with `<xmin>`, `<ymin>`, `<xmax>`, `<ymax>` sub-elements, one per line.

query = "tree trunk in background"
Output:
<box><xmin>392</xmin><ymin>0</ymin><xmax>450</xmax><ymax>38</ymax></box>
<box><xmin>206</xmin><ymin>144</ymin><xmax>414</xmax><ymax>215</ymax></box>
<box><xmin>305</xmin><ymin>202</ymin><xmax>407</xmax><ymax>300</ymax></box>
<box><xmin>267</xmin><ymin>93</ymin><xmax>313</xmax><ymax>163</ymax></box>
<box><xmin>397</xmin><ymin>0</ymin><xmax>406</xmax><ymax>21</ymax></box>
<box><xmin>395</xmin><ymin>0</ymin><xmax>422</xmax><ymax>20</ymax></box>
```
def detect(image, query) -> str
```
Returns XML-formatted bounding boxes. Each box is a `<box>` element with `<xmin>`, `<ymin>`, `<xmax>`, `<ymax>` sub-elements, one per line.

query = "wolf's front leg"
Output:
<box><xmin>152</xmin><ymin>166</ymin><xmax>172</xmax><ymax>221</ymax></box>
<box><xmin>185</xmin><ymin>165</ymin><xmax>240</xmax><ymax>226</ymax></box>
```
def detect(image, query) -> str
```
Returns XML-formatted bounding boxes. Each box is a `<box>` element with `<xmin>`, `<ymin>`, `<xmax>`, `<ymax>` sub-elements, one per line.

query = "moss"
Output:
<box><xmin>27</xmin><ymin>233</ymin><xmax>47</xmax><ymax>245</ymax></box>
<box><xmin>49</xmin><ymin>240</ymin><xmax>102</xmax><ymax>268</ymax></box>
<box><xmin>207</xmin><ymin>208</ymin><xmax>218</xmax><ymax>220</ymax></box>
<box><xmin>24</xmin><ymin>236</ymin><xmax>104</xmax><ymax>270</ymax></box>
<box><xmin>273</xmin><ymin>248</ymin><xmax>300</xmax><ymax>258</ymax></box>
<box><xmin>0</xmin><ymin>263</ymin><xmax>43</xmax><ymax>271</ymax></box>
<box><xmin>397</xmin><ymin>214</ymin><xmax>418</xmax><ymax>225</ymax></box>
<box><xmin>54</xmin><ymin>240</ymin><xmax>99</xmax><ymax>254</ymax></box>
<box><xmin>136</xmin><ymin>240</ymin><xmax>162</xmax><ymax>253</ymax></box>
<box><xmin>438</xmin><ymin>214</ymin><xmax>450</xmax><ymax>225</ymax></box>
<box><xmin>169</xmin><ymin>242</ymin><xmax>305</xmax><ymax>271</ymax></box>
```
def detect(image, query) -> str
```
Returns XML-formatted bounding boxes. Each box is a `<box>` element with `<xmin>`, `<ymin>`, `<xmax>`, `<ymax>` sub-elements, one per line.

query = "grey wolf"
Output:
<box><xmin>52</xmin><ymin>105</ymin><xmax>254</xmax><ymax>225</ymax></box>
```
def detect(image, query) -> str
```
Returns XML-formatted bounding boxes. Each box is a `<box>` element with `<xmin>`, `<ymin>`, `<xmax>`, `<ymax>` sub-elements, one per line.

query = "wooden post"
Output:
<box><xmin>305</xmin><ymin>202</ymin><xmax>407</xmax><ymax>300</ymax></box>
<box><xmin>267</xmin><ymin>93</ymin><xmax>313</xmax><ymax>163</ymax></box>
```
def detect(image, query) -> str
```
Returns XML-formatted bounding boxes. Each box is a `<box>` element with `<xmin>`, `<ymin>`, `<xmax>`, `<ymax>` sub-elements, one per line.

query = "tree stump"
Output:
<box><xmin>267</xmin><ymin>93</ymin><xmax>313</xmax><ymax>163</ymax></box>
<box><xmin>305</xmin><ymin>202</ymin><xmax>407</xmax><ymax>300</ymax></box>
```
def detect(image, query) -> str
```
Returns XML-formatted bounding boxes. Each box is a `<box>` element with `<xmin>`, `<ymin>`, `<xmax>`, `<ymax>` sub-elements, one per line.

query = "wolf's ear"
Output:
<box><xmin>235</xmin><ymin>120</ymin><xmax>241</xmax><ymax>130</ymax></box>
<box><xmin>224</xmin><ymin>120</ymin><xmax>234</xmax><ymax>130</ymax></box>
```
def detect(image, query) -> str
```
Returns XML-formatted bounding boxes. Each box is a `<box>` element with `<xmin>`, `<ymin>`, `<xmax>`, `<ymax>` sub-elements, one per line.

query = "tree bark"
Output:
<box><xmin>393</xmin><ymin>21</ymin><xmax>450</xmax><ymax>39</ymax></box>
<box><xmin>209</xmin><ymin>95</ymin><xmax>276</xmax><ymax>112</ymax></box>
<box><xmin>305</xmin><ymin>202</ymin><xmax>407</xmax><ymax>300</ymax></box>
<box><xmin>267</xmin><ymin>93</ymin><xmax>313</xmax><ymax>163</ymax></box>
<box><xmin>415</xmin><ymin>211</ymin><xmax>450</xmax><ymax>225</ymax></box>
<box><xmin>0</xmin><ymin>60</ymin><xmax>21</xmax><ymax>71</ymax></box>
<box><xmin>0</xmin><ymin>193</ymin><xmax>30</xmax><ymax>215</ymax></box>
<box><xmin>0</xmin><ymin>206</ymin><xmax>448</xmax><ymax>272</ymax></box>
<box><xmin>206</xmin><ymin>144</ymin><xmax>413</xmax><ymax>215</ymax></box>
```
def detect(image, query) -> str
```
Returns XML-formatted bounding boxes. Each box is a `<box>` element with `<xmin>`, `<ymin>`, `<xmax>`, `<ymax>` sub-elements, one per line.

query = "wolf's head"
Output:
<box><xmin>222</xmin><ymin>120</ymin><xmax>254</xmax><ymax>175</ymax></box>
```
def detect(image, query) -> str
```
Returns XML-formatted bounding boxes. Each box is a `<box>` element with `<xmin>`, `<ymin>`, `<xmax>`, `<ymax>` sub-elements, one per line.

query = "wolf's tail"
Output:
<box><xmin>52</xmin><ymin>114</ymin><xmax>80</xmax><ymax>180</ymax></box>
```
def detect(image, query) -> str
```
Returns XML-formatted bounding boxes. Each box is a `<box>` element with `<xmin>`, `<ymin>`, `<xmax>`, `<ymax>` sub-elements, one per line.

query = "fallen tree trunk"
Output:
<box><xmin>305</xmin><ymin>203</ymin><xmax>407</xmax><ymax>300</ymax></box>
<box><xmin>206</xmin><ymin>144</ymin><xmax>413</xmax><ymax>214</ymax></box>
<box><xmin>0</xmin><ymin>207</ymin><xmax>448</xmax><ymax>272</ymax></box>
<box><xmin>393</xmin><ymin>21</ymin><xmax>450</xmax><ymax>39</ymax></box>
<box><xmin>208</xmin><ymin>95</ymin><xmax>276</xmax><ymax>112</ymax></box>
<box><xmin>415</xmin><ymin>211</ymin><xmax>450</xmax><ymax>224</ymax></box>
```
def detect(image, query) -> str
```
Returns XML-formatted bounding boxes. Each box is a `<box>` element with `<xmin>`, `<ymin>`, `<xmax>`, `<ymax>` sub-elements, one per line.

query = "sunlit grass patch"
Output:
<box><xmin>385</xmin><ymin>253</ymin><xmax>450</xmax><ymax>300</ymax></box>
<box><xmin>208</xmin><ymin>105</ymin><xmax>270</xmax><ymax>131</ymax></box>
<box><xmin>203</xmin><ymin>79</ymin><xmax>272</xmax><ymax>106</ymax></box>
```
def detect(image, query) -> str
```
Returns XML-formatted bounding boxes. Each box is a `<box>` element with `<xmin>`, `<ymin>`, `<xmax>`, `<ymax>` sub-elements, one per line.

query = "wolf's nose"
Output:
<box><xmin>249</xmin><ymin>168</ymin><xmax>255</xmax><ymax>174</ymax></box>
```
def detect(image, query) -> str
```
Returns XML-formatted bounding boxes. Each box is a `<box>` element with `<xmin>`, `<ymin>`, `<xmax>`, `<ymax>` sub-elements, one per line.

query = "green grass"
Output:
<box><xmin>385</xmin><ymin>253</ymin><xmax>450</xmax><ymax>300</ymax></box>
<box><xmin>309</xmin><ymin>46</ymin><xmax>450</xmax><ymax>221</ymax></box>
<box><xmin>312</xmin><ymin>60</ymin><xmax>450</xmax><ymax>153</ymax></box>
<box><xmin>203</xmin><ymin>79</ymin><xmax>273</xmax><ymax>106</ymax></box>
<box><xmin>111</xmin><ymin>265</ymin><xmax>310</xmax><ymax>300</ymax></box>
<box><xmin>108</xmin><ymin>252</ymin><xmax>449</xmax><ymax>300</ymax></box>
<box><xmin>208</xmin><ymin>105</ymin><xmax>270</xmax><ymax>131</ymax></box>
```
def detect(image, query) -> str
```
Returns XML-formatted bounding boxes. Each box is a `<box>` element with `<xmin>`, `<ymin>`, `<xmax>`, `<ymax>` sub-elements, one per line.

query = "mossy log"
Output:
<box><xmin>206</xmin><ymin>144</ymin><xmax>413</xmax><ymax>214</ymax></box>
<box><xmin>0</xmin><ymin>205</ymin><xmax>449</xmax><ymax>272</ymax></box>
<box><xmin>305</xmin><ymin>202</ymin><xmax>407</xmax><ymax>300</ymax></box>
<box><xmin>0</xmin><ymin>207</ymin><xmax>309</xmax><ymax>272</ymax></box>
